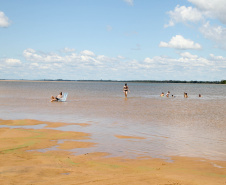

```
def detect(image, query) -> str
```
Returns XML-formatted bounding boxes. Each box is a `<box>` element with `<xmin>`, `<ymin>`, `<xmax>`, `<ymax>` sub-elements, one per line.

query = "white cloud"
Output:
<box><xmin>39</xmin><ymin>65</ymin><xmax>50</xmax><ymax>70</ymax></box>
<box><xmin>165</xmin><ymin>5</ymin><xmax>203</xmax><ymax>27</ymax></box>
<box><xmin>180</xmin><ymin>52</ymin><xmax>198</xmax><ymax>59</ymax></box>
<box><xmin>30</xmin><ymin>63</ymin><xmax>39</xmax><ymax>67</ymax></box>
<box><xmin>177</xmin><ymin>52</ymin><xmax>211</xmax><ymax>67</ymax></box>
<box><xmin>96</xmin><ymin>55</ymin><xmax>118</xmax><ymax>63</ymax></box>
<box><xmin>80</xmin><ymin>50</ymin><xmax>95</xmax><ymax>56</ymax></box>
<box><xmin>199</xmin><ymin>22</ymin><xmax>226</xmax><ymax>49</ymax></box>
<box><xmin>159</xmin><ymin>35</ymin><xmax>202</xmax><ymax>50</ymax></box>
<box><xmin>164</xmin><ymin>1</ymin><xmax>226</xmax><ymax>50</ymax></box>
<box><xmin>23</xmin><ymin>49</ymin><xmax>63</xmax><ymax>62</ymax></box>
<box><xmin>2</xmin><ymin>48</ymin><xmax>225</xmax><ymax>81</ymax></box>
<box><xmin>0</xmin><ymin>11</ymin><xmax>10</xmax><ymax>27</ymax></box>
<box><xmin>166</xmin><ymin>1</ymin><xmax>226</xmax><ymax>27</ymax></box>
<box><xmin>209</xmin><ymin>54</ymin><xmax>226</xmax><ymax>61</ymax></box>
<box><xmin>123</xmin><ymin>0</ymin><xmax>133</xmax><ymax>6</ymax></box>
<box><xmin>23</xmin><ymin>48</ymin><xmax>104</xmax><ymax>67</ymax></box>
<box><xmin>79</xmin><ymin>54</ymin><xmax>102</xmax><ymax>65</ymax></box>
<box><xmin>143</xmin><ymin>53</ymin><xmax>217</xmax><ymax>70</ymax></box>
<box><xmin>5</xmin><ymin>58</ymin><xmax>21</xmax><ymax>66</ymax></box>
<box><xmin>188</xmin><ymin>0</ymin><xmax>226</xmax><ymax>24</ymax></box>
<box><xmin>117</xmin><ymin>55</ymin><xmax>125</xmax><ymax>59</ymax></box>
<box><xmin>53</xmin><ymin>63</ymin><xmax>63</xmax><ymax>68</ymax></box>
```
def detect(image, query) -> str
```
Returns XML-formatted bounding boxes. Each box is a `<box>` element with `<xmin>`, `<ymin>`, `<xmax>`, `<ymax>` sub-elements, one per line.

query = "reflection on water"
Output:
<box><xmin>0</xmin><ymin>81</ymin><xmax>226</xmax><ymax>161</ymax></box>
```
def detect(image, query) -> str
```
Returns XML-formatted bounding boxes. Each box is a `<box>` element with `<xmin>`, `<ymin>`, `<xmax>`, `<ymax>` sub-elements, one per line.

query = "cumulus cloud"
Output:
<box><xmin>1</xmin><ymin>48</ymin><xmax>225</xmax><ymax>81</ymax></box>
<box><xmin>0</xmin><ymin>11</ymin><xmax>10</xmax><ymax>27</ymax></box>
<box><xmin>144</xmin><ymin>52</ymin><xmax>218</xmax><ymax>71</ymax></box>
<box><xmin>23</xmin><ymin>48</ymin><xmax>105</xmax><ymax>69</ymax></box>
<box><xmin>159</xmin><ymin>35</ymin><xmax>202</xmax><ymax>50</ymax></box>
<box><xmin>23</xmin><ymin>48</ymin><xmax>63</xmax><ymax>62</ymax></box>
<box><xmin>5</xmin><ymin>58</ymin><xmax>21</xmax><ymax>66</ymax></box>
<box><xmin>200</xmin><ymin>22</ymin><xmax>226</xmax><ymax>49</ymax></box>
<box><xmin>166</xmin><ymin>1</ymin><xmax>226</xmax><ymax>27</ymax></box>
<box><xmin>209</xmin><ymin>54</ymin><xmax>226</xmax><ymax>61</ymax></box>
<box><xmin>180</xmin><ymin>52</ymin><xmax>198</xmax><ymax>59</ymax></box>
<box><xmin>4</xmin><ymin>58</ymin><xmax>22</xmax><ymax>66</ymax></box>
<box><xmin>80</xmin><ymin>50</ymin><xmax>95</xmax><ymax>56</ymax></box>
<box><xmin>123</xmin><ymin>0</ymin><xmax>133</xmax><ymax>6</ymax></box>
<box><xmin>30</xmin><ymin>63</ymin><xmax>39</xmax><ymax>67</ymax></box>
<box><xmin>188</xmin><ymin>0</ymin><xmax>226</xmax><ymax>24</ymax></box>
<box><xmin>165</xmin><ymin>5</ymin><xmax>203</xmax><ymax>27</ymax></box>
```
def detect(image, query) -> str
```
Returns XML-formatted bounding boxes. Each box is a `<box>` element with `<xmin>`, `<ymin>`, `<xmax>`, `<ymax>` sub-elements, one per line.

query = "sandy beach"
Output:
<box><xmin>0</xmin><ymin>119</ymin><xmax>225</xmax><ymax>185</ymax></box>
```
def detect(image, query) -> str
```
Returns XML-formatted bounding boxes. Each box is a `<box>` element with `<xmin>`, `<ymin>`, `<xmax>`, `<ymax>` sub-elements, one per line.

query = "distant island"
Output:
<box><xmin>1</xmin><ymin>79</ymin><xmax>226</xmax><ymax>84</ymax></box>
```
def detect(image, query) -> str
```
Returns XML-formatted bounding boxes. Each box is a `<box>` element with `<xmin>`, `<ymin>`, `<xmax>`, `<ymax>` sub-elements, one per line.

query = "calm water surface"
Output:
<box><xmin>0</xmin><ymin>81</ymin><xmax>225</xmax><ymax>161</ymax></box>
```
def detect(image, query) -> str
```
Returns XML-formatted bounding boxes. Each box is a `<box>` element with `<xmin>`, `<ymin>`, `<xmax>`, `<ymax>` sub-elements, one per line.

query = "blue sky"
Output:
<box><xmin>0</xmin><ymin>0</ymin><xmax>226</xmax><ymax>81</ymax></box>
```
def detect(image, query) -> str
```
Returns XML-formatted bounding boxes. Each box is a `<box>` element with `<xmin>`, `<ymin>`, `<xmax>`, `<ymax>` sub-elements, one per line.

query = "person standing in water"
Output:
<box><xmin>123</xmin><ymin>83</ymin><xmax>130</xmax><ymax>97</ymax></box>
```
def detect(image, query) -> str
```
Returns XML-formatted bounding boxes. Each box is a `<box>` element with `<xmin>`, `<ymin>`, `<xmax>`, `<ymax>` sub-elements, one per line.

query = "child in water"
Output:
<box><xmin>166</xmin><ymin>91</ymin><xmax>170</xmax><ymax>97</ymax></box>
<box><xmin>184</xmin><ymin>92</ymin><xmax>188</xmax><ymax>98</ymax></box>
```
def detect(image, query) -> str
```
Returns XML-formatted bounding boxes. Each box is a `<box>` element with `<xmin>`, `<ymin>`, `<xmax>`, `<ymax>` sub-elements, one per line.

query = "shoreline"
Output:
<box><xmin>0</xmin><ymin>119</ymin><xmax>226</xmax><ymax>184</ymax></box>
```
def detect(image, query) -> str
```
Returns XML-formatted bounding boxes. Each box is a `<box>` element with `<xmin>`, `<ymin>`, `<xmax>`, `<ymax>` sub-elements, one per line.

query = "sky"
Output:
<box><xmin>0</xmin><ymin>0</ymin><xmax>226</xmax><ymax>81</ymax></box>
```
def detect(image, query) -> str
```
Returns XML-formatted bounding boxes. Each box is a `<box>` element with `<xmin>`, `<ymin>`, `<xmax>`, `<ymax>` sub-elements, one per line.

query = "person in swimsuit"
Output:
<box><xmin>56</xmin><ymin>92</ymin><xmax>63</xmax><ymax>100</ymax></box>
<box><xmin>123</xmin><ymin>83</ymin><xmax>130</xmax><ymax>97</ymax></box>
<box><xmin>160</xmin><ymin>92</ymin><xmax>164</xmax><ymax>97</ymax></box>
<box><xmin>51</xmin><ymin>92</ymin><xmax>62</xmax><ymax>102</ymax></box>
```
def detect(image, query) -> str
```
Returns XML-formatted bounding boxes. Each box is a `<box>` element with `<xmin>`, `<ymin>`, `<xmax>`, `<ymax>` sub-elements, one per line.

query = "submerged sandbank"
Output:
<box><xmin>0</xmin><ymin>119</ymin><xmax>225</xmax><ymax>185</ymax></box>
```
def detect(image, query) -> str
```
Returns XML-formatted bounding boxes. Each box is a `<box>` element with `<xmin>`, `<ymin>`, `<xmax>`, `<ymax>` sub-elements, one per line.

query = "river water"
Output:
<box><xmin>0</xmin><ymin>80</ymin><xmax>225</xmax><ymax>161</ymax></box>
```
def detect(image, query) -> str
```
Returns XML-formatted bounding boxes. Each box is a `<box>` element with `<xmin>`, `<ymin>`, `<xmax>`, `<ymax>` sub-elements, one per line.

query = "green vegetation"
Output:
<box><xmin>220</xmin><ymin>80</ymin><xmax>226</xmax><ymax>84</ymax></box>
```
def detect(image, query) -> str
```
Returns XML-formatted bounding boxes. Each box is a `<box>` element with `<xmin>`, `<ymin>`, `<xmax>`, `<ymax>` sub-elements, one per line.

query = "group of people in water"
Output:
<box><xmin>51</xmin><ymin>83</ymin><xmax>202</xmax><ymax>101</ymax></box>
<box><xmin>160</xmin><ymin>91</ymin><xmax>202</xmax><ymax>98</ymax></box>
<box><xmin>124</xmin><ymin>84</ymin><xmax>202</xmax><ymax>98</ymax></box>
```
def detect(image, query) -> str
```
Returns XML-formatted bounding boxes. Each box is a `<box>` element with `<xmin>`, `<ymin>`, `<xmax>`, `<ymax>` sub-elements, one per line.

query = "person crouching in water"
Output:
<box><xmin>184</xmin><ymin>92</ymin><xmax>188</xmax><ymax>98</ymax></box>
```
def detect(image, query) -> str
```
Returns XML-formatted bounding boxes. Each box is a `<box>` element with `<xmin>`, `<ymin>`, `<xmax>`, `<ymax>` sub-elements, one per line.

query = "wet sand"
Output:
<box><xmin>0</xmin><ymin>119</ymin><xmax>226</xmax><ymax>185</ymax></box>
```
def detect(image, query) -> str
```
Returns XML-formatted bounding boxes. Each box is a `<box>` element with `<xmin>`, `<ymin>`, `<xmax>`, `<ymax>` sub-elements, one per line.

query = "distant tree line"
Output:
<box><xmin>0</xmin><ymin>79</ymin><xmax>226</xmax><ymax>84</ymax></box>
<box><xmin>119</xmin><ymin>80</ymin><xmax>226</xmax><ymax>84</ymax></box>
<box><xmin>221</xmin><ymin>80</ymin><xmax>226</xmax><ymax>84</ymax></box>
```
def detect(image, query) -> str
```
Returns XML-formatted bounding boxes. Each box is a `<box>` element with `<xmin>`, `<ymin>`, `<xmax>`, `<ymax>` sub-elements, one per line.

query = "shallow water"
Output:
<box><xmin>0</xmin><ymin>81</ymin><xmax>226</xmax><ymax>160</ymax></box>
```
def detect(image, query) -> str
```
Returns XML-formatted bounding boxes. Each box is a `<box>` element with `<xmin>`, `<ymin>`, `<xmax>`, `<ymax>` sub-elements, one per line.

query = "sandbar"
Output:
<box><xmin>0</xmin><ymin>119</ymin><xmax>226</xmax><ymax>185</ymax></box>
